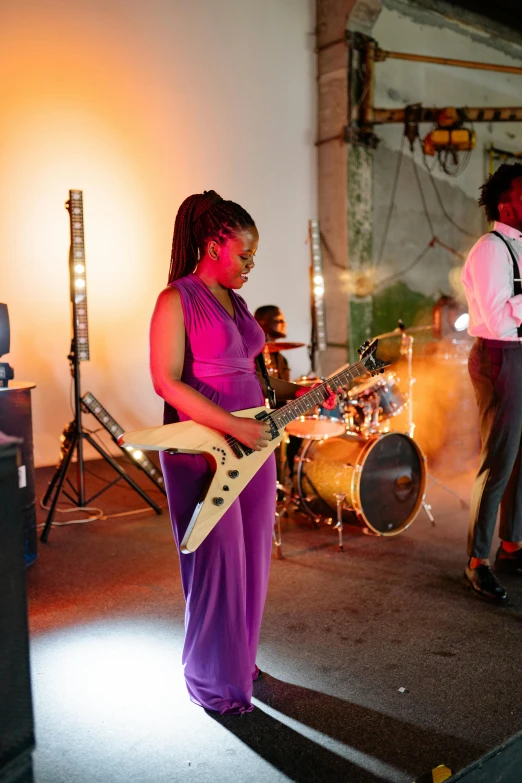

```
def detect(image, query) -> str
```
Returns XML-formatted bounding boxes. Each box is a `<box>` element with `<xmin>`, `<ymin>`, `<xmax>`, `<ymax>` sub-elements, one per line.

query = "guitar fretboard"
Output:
<box><xmin>270</xmin><ymin>359</ymin><xmax>367</xmax><ymax>430</ymax></box>
<box><xmin>68</xmin><ymin>190</ymin><xmax>90</xmax><ymax>362</ymax></box>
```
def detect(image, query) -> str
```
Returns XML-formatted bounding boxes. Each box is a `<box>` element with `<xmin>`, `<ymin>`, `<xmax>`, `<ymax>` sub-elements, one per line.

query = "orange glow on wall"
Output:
<box><xmin>0</xmin><ymin>0</ymin><xmax>317</xmax><ymax>467</ymax></box>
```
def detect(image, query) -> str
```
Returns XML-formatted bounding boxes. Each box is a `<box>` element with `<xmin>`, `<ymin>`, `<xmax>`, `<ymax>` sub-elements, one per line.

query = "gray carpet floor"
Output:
<box><xmin>27</xmin><ymin>458</ymin><xmax>522</xmax><ymax>782</ymax></box>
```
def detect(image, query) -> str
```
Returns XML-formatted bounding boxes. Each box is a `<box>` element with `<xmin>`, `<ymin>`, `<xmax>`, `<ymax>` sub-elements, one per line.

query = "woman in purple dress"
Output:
<box><xmin>150</xmin><ymin>190</ymin><xmax>276</xmax><ymax>715</ymax></box>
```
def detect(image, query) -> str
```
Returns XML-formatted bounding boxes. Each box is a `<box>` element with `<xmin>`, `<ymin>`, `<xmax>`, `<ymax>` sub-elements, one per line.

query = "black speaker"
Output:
<box><xmin>0</xmin><ymin>304</ymin><xmax>9</xmax><ymax>357</ymax></box>
<box><xmin>0</xmin><ymin>435</ymin><xmax>35</xmax><ymax>783</ymax></box>
<box><xmin>0</xmin><ymin>387</ymin><xmax>37</xmax><ymax>566</ymax></box>
<box><xmin>447</xmin><ymin>731</ymin><xmax>522</xmax><ymax>782</ymax></box>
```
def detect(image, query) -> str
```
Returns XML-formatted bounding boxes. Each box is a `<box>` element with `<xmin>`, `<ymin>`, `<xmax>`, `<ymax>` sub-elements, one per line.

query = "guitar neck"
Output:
<box><xmin>270</xmin><ymin>360</ymin><xmax>367</xmax><ymax>429</ymax></box>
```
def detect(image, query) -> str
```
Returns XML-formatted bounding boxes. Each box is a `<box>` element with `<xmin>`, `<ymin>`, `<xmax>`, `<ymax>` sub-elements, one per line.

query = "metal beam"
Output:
<box><xmin>376</xmin><ymin>48</ymin><xmax>522</xmax><ymax>76</ymax></box>
<box><xmin>372</xmin><ymin>106</ymin><xmax>522</xmax><ymax>125</ymax></box>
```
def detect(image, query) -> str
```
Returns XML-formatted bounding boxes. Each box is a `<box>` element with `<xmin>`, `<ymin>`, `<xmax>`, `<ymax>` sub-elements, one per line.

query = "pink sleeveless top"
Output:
<box><xmin>164</xmin><ymin>273</ymin><xmax>266</xmax><ymax>424</ymax></box>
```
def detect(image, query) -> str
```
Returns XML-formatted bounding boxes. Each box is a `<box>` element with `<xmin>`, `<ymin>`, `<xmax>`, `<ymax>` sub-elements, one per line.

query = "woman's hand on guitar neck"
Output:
<box><xmin>227</xmin><ymin>416</ymin><xmax>272</xmax><ymax>451</ymax></box>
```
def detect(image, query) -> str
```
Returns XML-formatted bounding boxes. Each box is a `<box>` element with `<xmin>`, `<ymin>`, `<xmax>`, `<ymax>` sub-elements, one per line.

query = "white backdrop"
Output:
<box><xmin>0</xmin><ymin>0</ymin><xmax>317</xmax><ymax>466</ymax></box>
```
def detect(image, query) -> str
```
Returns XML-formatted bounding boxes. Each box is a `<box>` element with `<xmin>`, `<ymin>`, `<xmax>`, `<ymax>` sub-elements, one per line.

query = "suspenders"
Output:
<box><xmin>490</xmin><ymin>230</ymin><xmax>522</xmax><ymax>339</ymax></box>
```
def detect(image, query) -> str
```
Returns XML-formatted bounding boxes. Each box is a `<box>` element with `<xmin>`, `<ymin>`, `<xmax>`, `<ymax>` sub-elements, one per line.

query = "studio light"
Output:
<box><xmin>81</xmin><ymin>392</ymin><xmax>165</xmax><ymax>492</ymax></box>
<box><xmin>41</xmin><ymin>190</ymin><xmax>162</xmax><ymax>543</ymax></box>
<box><xmin>309</xmin><ymin>219</ymin><xmax>327</xmax><ymax>353</ymax></box>
<box><xmin>454</xmin><ymin>313</ymin><xmax>469</xmax><ymax>332</ymax></box>
<box><xmin>432</xmin><ymin>295</ymin><xmax>470</xmax><ymax>340</ymax></box>
<box><xmin>69</xmin><ymin>190</ymin><xmax>90</xmax><ymax>362</ymax></box>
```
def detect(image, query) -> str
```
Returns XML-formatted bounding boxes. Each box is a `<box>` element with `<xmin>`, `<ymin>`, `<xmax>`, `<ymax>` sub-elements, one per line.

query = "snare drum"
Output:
<box><xmin>285</xmin><ymin>376</ymin><xmax>346</xmax><ymax>440</ymax></box>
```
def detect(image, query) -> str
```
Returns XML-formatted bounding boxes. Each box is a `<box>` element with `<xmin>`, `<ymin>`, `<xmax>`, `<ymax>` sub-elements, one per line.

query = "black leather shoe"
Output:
<box><xmin>494</xmin><ymin>545</ymin><xmax>522</xmax><ymax>574</ymax></box>
<box><xmin>463</xmin><ymin>564</ymin><xmax>509</xmax><ymax>605</ymax></box>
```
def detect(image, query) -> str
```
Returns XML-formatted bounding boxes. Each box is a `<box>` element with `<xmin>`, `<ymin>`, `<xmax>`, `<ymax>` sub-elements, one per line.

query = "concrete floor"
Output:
<box><xmin>27</xmin><ymin>457</ymin><xmax>522</xmax><ymax>782</ymax></box>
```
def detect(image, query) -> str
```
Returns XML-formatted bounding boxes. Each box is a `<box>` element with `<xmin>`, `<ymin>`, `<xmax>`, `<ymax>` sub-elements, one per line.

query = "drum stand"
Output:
<box><xmin>274</xmin><ymin>481</ymin><xmax>296</xmax><ymax>559</ymax></box>
<box><xmin>334</xmin><ymin>492</ymin><xmax>345</xmax><ymax>552</ymax></box>
<box><xmin>273</xmin><ymin>436</ymin><xmax>299</xmax><ymax>559</ymax></box>
<box><xmin>399</xmin><ymin>325</ymin><xmax>468</xmax><ymax>521</ymax></box>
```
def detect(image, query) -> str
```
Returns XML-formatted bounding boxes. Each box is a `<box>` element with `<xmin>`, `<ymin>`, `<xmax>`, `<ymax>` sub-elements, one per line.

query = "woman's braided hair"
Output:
<box><xmin>478</xmin><ymin>163</ymin><xmax>522</xmax><ymax>222</ymax></box>
<box><xmin>168</xmin><ymin>190</ymin><xmax>256</xmax><ymax>284</ymax></box>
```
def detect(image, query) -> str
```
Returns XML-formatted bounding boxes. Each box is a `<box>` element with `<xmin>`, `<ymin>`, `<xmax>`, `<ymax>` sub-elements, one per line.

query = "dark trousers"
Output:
<box><xmin>468</xmin><ymin>338</ymin><xmax>522</xmax><ymax>558</ymax></box>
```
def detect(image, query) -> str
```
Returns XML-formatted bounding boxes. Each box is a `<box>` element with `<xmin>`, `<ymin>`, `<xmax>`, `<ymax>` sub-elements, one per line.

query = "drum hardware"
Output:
<box><xmin>273</xmin><ymin>436</ymin><xmax>319</xmax><ymax>559</ymax></box>
<box><xmin>347</xmin><ymin>372</ymin><xmax>406</xmax><ymax>438</ymax></box>
<box><xmin>398</xmin><ymin>324</ymin><xmax>415</xmax><ymax>438</ymax></box>
<box><xmin>274</xmin><ymin>481</ymin><xmax>294</xmax><ymax>559</ymax></box>
<box><xmin>273</xmin><ymin>323</ymin><xmax>467</xmax><ymax>550</ymax></box>
<box><xmin>374</xmin><ymin>319</ymin><xmax>468</xmax><ymax>518</ymax></box>
<box><xmin>333</xmin><ymin>491</ymin><xmax>346</xmax><ymax>552</ymax></box>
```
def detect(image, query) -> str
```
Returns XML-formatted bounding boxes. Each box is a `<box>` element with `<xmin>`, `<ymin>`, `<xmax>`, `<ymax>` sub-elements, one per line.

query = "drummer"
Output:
<box><xmin>255</xmin><ymin>305</ymin><xmax>337</xmax><ymax>480</ymax></box>
<box><xmin>254</xmin><ymin>305</ymin><xmax>305</xmax><ymax>481</ymax></box>
<box><xmin>254</xmin><ymin>305</ymin><xmax>291</xmax><ymax>381</ymax></box>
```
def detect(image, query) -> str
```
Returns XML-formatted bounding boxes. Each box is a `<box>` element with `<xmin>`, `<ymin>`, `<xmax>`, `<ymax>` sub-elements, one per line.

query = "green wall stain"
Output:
<box><xmin>371</xmin><ymin>280</ymin><xmax>436</xmax><ymax>360</ymax></box>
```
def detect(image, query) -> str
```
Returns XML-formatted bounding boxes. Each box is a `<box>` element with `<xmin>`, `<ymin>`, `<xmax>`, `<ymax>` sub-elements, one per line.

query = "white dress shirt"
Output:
<box><xmin>461</xmin><ymin>221</ymin><xmax>522</xmax><ymax>340</ymax></box>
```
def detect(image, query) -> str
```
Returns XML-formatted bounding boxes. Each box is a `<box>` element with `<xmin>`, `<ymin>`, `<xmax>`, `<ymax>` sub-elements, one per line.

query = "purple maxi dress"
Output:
<box><xmin>159</xmin><ymin>273</ymin><xmax>276</xmax><ymax>715</ymax></box>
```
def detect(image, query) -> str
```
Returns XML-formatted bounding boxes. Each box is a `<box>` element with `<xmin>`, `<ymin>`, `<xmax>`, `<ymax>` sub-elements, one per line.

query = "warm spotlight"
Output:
<box><xmin>432</xmin><ymin>295</ymin><xmax>471</xmax><ymax>340</ymax></box>
<box><xmin>454</xmin><ymin>313</ymin><xmax>469</xmax><ymax>332</ymax></box>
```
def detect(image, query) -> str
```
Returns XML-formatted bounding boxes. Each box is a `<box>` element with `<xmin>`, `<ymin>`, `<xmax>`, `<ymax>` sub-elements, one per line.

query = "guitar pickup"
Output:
<box><xmin>226</xmin><ymin>436</ymin><xmax>244</xmax><ymax>459</ymax></box>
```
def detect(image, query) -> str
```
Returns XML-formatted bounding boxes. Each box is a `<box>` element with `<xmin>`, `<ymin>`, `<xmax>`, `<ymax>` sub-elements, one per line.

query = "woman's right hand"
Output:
<box><xmin>227</xmin><ymin>416</ymin><xmax>272</xmax><ymax>451</ymax></box>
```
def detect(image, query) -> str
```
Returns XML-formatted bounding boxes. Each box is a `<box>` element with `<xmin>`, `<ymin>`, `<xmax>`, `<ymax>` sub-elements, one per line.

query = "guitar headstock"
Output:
<box><xmin>357</xmin><ymin>338</ymin><xmax>390</xmax><ymax>376</ymax></box>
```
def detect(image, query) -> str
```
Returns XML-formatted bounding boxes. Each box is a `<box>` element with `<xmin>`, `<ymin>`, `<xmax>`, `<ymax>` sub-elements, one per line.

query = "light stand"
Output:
<box><xmin>40</xmin><ymin>191</ymin><xmax>162</xmax><ymax>543</ymax></box>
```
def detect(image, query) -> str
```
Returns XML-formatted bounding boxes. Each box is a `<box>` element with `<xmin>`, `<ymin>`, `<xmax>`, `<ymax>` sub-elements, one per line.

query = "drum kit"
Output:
<box><xmin>271</xmin><ymin>327</ymin><xmax>433</xmax><ymax>557</ymax></box>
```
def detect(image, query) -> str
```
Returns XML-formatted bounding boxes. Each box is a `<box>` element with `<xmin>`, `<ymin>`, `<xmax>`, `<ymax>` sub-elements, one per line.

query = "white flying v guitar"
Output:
<box><xmin>119</xmin><ymin>339</ymin><xmax>389</xmax><ymax>553</ymax></box>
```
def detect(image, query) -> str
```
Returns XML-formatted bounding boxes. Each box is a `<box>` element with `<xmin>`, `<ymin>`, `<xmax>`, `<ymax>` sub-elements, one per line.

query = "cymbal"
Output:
<box><xmin>265</xmin><ymin>341</ymin><xmax>306</xmax><ymax>352</ymax></box>
<box><xmin>293</xmin><ymin>375</ymin><xmax>320</xmax><ymax>387</ymax></box>
<box><xmin>374</xmin><ymin>325</ymin><xmax>433</xmax><ymax>340</ymax></box>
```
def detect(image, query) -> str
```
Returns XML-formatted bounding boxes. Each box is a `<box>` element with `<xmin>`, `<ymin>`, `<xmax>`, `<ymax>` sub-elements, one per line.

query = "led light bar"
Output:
<box><xmin>309</xmin><ymin>219</ymin><xmax>327</xmax><ymax>352</ymax></box>
<box><xmin>81</xmin><ymin>391</ymin><xmax>166</xmax><ymax>492</ymax></box>
<box><xmin>67</xmin><ymin>190</ymin><xmax>90</xmax><ymax>361</ymax></box>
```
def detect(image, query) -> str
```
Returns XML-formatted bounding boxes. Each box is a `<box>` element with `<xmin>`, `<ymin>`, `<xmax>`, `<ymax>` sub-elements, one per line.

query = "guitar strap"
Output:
<box><xmin>490</xmin><ymin>230</ymin><xmax>522</xmax><ymax>338</ymax></box>
<box><xmin>256</xmin><ymin>352</ymin><xmax>277</xmax><ymax>409</ymax></box>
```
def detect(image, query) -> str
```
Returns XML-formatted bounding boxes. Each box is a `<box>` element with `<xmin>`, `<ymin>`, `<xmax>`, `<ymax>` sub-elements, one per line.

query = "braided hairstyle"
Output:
<box><xmin>478</xmin><ymin>163</ymin><xmax>522</xmax><ymax>222</ymax></box>
<box><xmin>168</xmin><ymin>190</ymin><xmax>256</xmax><ymax>284</ymax></box>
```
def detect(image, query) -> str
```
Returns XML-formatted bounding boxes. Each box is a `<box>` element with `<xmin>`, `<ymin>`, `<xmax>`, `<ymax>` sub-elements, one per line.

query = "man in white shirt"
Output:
<box><xmin>461</xmin><ymin>162</ymin><xmax>522</xmax><ymax>604</ymax></box>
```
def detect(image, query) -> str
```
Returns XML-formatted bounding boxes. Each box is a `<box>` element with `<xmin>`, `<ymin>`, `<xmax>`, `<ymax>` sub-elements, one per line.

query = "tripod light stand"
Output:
<box><xmin>40</xmin><ymin>190</ymin><xmax>163</xmax><ymax>543</ymax></box>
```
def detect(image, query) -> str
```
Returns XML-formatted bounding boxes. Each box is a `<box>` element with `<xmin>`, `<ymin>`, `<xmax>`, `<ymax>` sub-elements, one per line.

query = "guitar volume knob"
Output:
<box><xmin>213</xmin><ymin>497</ymin><xmax>224</xmax><ymax>506</ymax></box>
<box><xmin>228</xmin><ymin>470</ymin><xmax>239</xmax><ymax>479</ymax></box>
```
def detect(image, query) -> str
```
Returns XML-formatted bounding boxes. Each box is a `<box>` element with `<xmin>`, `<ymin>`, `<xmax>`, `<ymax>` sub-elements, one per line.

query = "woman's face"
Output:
<box><xmin>209</xmin><ymin>227</ymin><xmax>259</xmax><ymax>289</ymax></box>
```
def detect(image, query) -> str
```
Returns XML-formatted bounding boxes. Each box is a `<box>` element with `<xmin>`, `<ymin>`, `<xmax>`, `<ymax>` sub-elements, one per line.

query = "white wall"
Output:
<box><xmin>374</xmin><ymin>5</ymin><xmax>522</xmax><ymax>199</ymax></box>
<box><xmin>369</xmin><ymin>4</ymin><xmax>522</xmax><ymax>301</ymax></box>
<box><xmin>0</xmin><ymin>0</ymin><xmax>317</xmax><ymax>467</ymax></box>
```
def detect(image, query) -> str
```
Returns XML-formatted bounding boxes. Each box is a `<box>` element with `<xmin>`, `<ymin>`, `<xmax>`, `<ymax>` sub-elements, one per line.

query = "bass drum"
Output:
<box><xmin>296</xmin><ymin>432</ymin><xmax>427</xmax><ymax>536</ymax></box>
